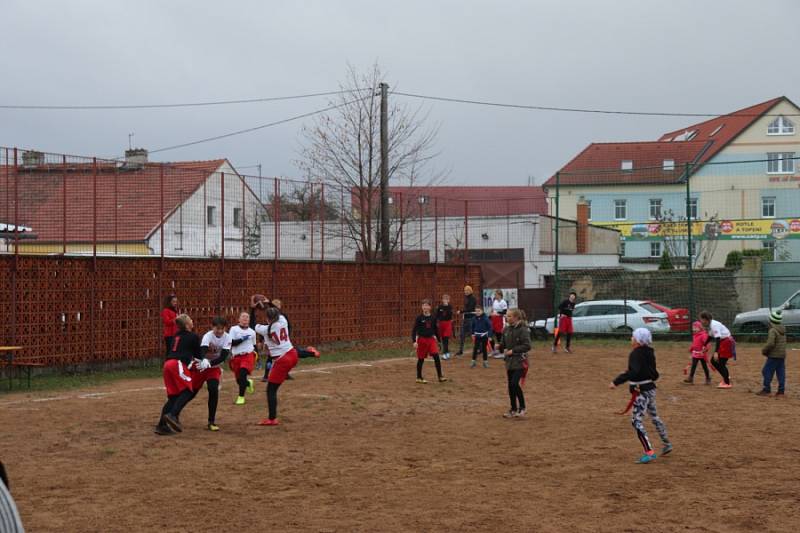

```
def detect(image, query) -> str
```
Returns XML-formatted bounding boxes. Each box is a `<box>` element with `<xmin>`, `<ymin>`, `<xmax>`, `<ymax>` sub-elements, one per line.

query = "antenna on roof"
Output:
<box><xmin>128</xmin><ymin>133</ymin><xmax>135</xmax><ymax>150</ymax></box>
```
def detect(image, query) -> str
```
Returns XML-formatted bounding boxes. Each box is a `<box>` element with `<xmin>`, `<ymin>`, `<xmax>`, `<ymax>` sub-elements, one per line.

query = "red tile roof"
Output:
<box><xmin>0</xmin><ymin>160</ymin><xmax>225</xmax><ymax>244</ymax></box>
<box><xmin>387</xmin><ymin>186</ymin><xmax>547</xmax><ymax>216</ymax></box>
<box><xmin>546</xmin><ymin>96</ymin><xmax>790</xmax><ymax>187</ymax></box>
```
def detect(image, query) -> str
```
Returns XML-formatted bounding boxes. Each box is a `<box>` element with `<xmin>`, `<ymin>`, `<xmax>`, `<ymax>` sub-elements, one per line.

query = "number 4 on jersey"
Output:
<box><xmin>269</xmin><ymin>328</ymin><xmax>288</xmax><ymax>344</ymax></box>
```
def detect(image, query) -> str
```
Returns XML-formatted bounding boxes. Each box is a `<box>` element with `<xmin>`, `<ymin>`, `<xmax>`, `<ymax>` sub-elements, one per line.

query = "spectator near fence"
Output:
<box><xmin>456</xmin><ymin>285</ymin><xmax>477</xmax><ymax>356</ymax></box>
<box><xmin>161</xmin><ymin>294</ymin><xmax>179</xmax><ymax>358</ymax></box>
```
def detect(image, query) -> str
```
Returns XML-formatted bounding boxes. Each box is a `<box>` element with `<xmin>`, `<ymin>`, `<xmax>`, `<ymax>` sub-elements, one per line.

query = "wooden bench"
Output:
<box><xmin>0</xmin><ymin>347</ymin><xmax>46</xmax><ymax>390</ymax></box>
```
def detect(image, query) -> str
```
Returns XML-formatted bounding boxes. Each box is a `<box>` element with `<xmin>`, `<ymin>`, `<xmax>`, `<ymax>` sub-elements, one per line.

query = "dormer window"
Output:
<box><xmin>709</xmin><ymin>124</ymin><xmax>724</xmax><ymax>137</ymax></box>
<box><xmin>768</xmin><ymin>116</ymin><xmax>795</xmax><ymax>135</ymax></box>
<box><xmin>621</xmin><ymin>160</ymin><xmax>633</xmax><ymax>171</ymax></box>
<box><xmin>663</xmin><ymin>159</ymin><xmax>675</xmax><ymax>171</ymax></box>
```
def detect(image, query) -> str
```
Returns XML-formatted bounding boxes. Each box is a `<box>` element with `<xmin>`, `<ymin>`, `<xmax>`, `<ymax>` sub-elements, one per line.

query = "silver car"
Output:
<box><xmin>733</xmin><ymin>290</ymin><xmax>800</xmax><ymax>333</ymax></box>
<box><xmin>532</xmin><ymin>300</ymin><xmax>671</xmax><ymax>334</ymax></box>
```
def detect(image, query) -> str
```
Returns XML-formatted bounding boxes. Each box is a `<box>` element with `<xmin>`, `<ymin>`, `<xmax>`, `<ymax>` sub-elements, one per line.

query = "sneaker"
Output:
<box><xmin>438</xmin><ymin>377</ymin><xmax>449</xmax><ymax>383</ymax></box>
<box><xmin>550</xmin><ymin>346</ymin><xmax>556</xmax><ymax>353</ymax></box>
<box><xmin>455</xmin><ymin>351</ymin><xmax>463</xmax><ymax>357</ymax></box>
<box><xmin>492</xmin><ymin>352</ymin><xmax>505</xmax><ymax>359</ymax></box>
<box><xmin>162</xmin><ymin>414</ymin><xmax>182</xmax><ymax>433</ymax></box>
<box><xmin>683</xmin><ymin>378</ymin><xmax>694</xmax><ymax>384</ymax></box>
<box><xmin>207</xmin><ymin>423</ymin><xmax>220</xmax><ymax>432</ymax></box>
<box><xmin>441</xmin><ymin>353</ymin><xmax>450</xmax><ymax>360</ymax></box>
<box><xmin>235</xmin><ymin>396</ymin><xmax>246</xmax><ymax>405</ymax></box>
<box><xmin>286</xmin><ymin>374</ymin><xmax>294</xmax><ymax>381</ymax></box>
<box><xmin>260</xmin><ymin>376</ymin><xmax>269</xmax><ymax>383</ymax></box>
<box><xmin>775</xmin><ymin>391</ymin><xmax>786</xmax><ymax>398</ymax></box>
<box><xmin>154</xmin><ymin>424</ymin><xmax>175</xmax><ymax>436</ymax></box>
<box><xmin>482</xmin><ymin>361</ymin><xmax>489</xmax><ymax>369</ymax></box>
<box><xmin>514</xmin><ymin>409</ymin><xmax>526</xmax><ymax>418</ymax></box>
<box><xmin>307</xmin><ymin>346</ymin><xmax>321</xmax><ymax>358</ymax></box>
<box><xmin>704</xmin><ymin>378</ymin><xmax>712</xmax><ymax>385</ymax></box>
<box><xmin>247</xmin><ymin>378</ymin><xmax>255</xmax><ymax>394</ymax></box>
<box><xmin>258</xmin><ymin>418</ymin><xmax>280</xmax><ymax>426</ymax></box>
<box><xmin>563</xmin><ymin>347</ymin><xmax>572</xmax><ymax>354</ymax></box>
<box><xmin>470</xmin><ymin>360</ymin><xmax>477</xmax><ymax>368</ymax></box>
<box><xmin>661</xmin><ymin>443</ymin><xmax>673</xmax><ymax>455</ymax></box>
<box><xmin>637</xmin><ymin>452</ymin><xmax>657</xmax><ymax>464</ymax></box>
<box><xmin>755</xmin><ymin>390</ymin><xmax>771</xmax><ymax>397</ymax></box>
<box><xmin>717</xmin><ymin>382</ymin><xmax>733</xmax><ymax>389</ymax></box>
<box><xmin>503</xmin><ymin>410</ymin><xmax>518</xmax><ymax>419</ymax></box>
<box><xmin>416</xmin><ymin>378</ymin><xmax>428</xmax><ymax>384</ymax></box>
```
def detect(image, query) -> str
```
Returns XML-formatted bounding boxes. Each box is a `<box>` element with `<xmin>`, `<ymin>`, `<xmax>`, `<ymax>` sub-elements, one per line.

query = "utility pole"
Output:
<box><xmin>379</xmin><ymin>82</ymin><xmax>390</xmax><ymax>261</ymax></box>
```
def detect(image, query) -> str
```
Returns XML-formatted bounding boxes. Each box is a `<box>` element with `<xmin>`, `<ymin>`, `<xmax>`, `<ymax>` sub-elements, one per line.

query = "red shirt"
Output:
<box><xmin>490</xmin><ymin>315</ymin><xmax>504</xmax><ymax>333</ymax></box>
<box><xmin>161</xmin><ymin>308</ymin><xmax>178</xmax><ymax>338</ymax></box>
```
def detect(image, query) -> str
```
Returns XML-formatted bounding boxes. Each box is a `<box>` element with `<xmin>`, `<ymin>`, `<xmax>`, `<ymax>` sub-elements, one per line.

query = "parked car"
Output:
<box><xmin>532</xmin><ymin>300</ymin><xmax>671</xmax><ymax>334</ymax></box>
<box><xmin>642</xmin><ymin>301</ymin><xmax>690</xmax><ymax>332</ymax></box>
<box><xmin>733</xmin><ymin>289</ymin><xmax>800</xmax><ymax>333</ymax></box>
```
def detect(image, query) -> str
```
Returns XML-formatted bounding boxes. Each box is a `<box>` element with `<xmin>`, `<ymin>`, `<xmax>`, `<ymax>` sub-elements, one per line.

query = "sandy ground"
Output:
<box><xmin>2</xmin><ymin>342</ymin><xmax>799</xmax><ymax>532</ymax></box>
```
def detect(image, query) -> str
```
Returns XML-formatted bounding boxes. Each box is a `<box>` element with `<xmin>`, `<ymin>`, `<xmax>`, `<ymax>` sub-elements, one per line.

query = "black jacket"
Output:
<box><xmin>463</xmin><ymin>294</ymin><xmax>477</xmax><ymax>317</ymax></box>
<box><xmin>613</xmin><ymin>345</ymin><xmax>659</xmax><ymax>392</ymax></box>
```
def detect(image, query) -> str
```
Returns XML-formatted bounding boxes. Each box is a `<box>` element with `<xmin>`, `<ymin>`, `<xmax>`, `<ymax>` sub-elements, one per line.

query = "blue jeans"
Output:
<box><xmin>762</xmin><ymin>357</ymin><xmax>786</xmax><ymax>393</ymax></box>
<box><xmin>458</xmin><ymin>315</ymin><xmax>475</xmax><ymax>353</ymax></box>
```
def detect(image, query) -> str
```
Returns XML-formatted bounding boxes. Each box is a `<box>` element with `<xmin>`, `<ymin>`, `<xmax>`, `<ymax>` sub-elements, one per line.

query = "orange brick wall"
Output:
<box><xmin>0</xmin><ymin>256</ymin><xmax>481</xmax><ymax>366</ymax></box>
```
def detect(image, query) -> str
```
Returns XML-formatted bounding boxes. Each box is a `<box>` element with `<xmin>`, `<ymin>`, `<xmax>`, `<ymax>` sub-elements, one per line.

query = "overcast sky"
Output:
<box><xmin>1</xmin><ymin>0</ymin><xmax>798</xmax><ymax>184</ymax></box>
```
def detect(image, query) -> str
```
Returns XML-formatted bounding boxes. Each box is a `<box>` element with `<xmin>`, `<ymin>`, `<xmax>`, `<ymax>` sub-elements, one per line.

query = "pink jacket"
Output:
<box><xmin>690</xmin><ymin>322</ymin><xmax>708</xmax><ymax>358</ymax></box>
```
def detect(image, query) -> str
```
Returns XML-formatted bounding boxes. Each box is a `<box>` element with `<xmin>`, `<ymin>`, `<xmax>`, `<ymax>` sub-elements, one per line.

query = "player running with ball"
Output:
<box><xmin>250</xmin><ymin>301</ymin><xmax>299</xmax><ymax>426</ymax></box>
<box><xmin>190</xmin><ymin>316</ymin><xmax>232</xmax><ymax>431</ymax></box>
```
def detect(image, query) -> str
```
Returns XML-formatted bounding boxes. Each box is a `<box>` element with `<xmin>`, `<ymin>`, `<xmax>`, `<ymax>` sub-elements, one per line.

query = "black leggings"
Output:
<box><xmin>417</xmin><ymin>355</ymin><xmax>443</xmax><ymax>380</ymax></box>
<box><xmin>267</xmin><ymin>382</ymin><xmax>281</xmax><ymax>420</ymax></box>
<box><xmin>553</xmin><ymin>332</ymin><xmax>571</xmax><ymax>349</ymax></box>
<box><xmin>442</xmin><ymin>337</ymin><xmax>449</xmax><ymax>353</ymax></box>
<box><xmin>190</xmin><ymin>379</ymin><xmax>220</xmax><ymax>423</ymax></box>
<box><xmin>164</xmin><ymin>337</ymin><xmax>173</xmax><ymax>358</ymax></box>
<box><xmin>158</xmin><ymin>389</ymin><xmax>193</xmax><ymax>425</ymax></box>
<box><xmin>711</xmin><ymin>357</ymin><xmax>730</xmax><ymax>384</ymax></box>
<box><xmin>472</xmin><ymin>335</ymin><xmax>488</xmax><ymax>361</ymax></box>
<box><xmin>237</xmin><ymin>368</ymin><xmax>250</xmax><ymax>396</ymax></box>
<box><xmin>690</xmin><ymin>358</ymin><xmax>710</xmax><ymax>380</ymax></box>
<box><xmin>507</xmin><ymin>369</ymin><xmax>526</xmax><ymax>411</ymax></box>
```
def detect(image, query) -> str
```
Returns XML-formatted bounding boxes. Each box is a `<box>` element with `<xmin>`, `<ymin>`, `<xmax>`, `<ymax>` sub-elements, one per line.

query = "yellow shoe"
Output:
<box><xmin>247</xmin><ymin>378</ymin><xmax>255</xmax><ymax>395</ymax></box>
<box><xmin>207</xmin><ymin>423</ymin><xmax>220</xmax><ymax>432</ymax></box>
<box><xmin>416</xmin><ymin>378</ymin><xmax>428</xmax><ymax>384</ymax></box>
<box><xmin>235</xmin><ymin>396</ymin><xmax>246</xmax><ymax>405</ymax></box>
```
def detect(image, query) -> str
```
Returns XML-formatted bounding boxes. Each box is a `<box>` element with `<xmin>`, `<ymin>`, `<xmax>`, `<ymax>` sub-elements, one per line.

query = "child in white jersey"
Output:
<box><xmin>190</xmin><ymin>316</ymin><xmax>232</xmax><ymax>430</ymax></box>
<box><xmin>250</xmin><ymin>303</ymin><xmax>299</xmax><ymax>426</ymax></box>
<box><xmin>229</xmin><ymin>312</ymin><xmax>257</xmax><ymax>405</ymax></box>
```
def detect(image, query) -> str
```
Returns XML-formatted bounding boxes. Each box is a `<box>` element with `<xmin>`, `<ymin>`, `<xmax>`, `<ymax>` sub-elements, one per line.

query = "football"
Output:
<box><xmin>251</xmin><ymin>294</ymin><xmax>269</xmax><ymax>308</ymax></box>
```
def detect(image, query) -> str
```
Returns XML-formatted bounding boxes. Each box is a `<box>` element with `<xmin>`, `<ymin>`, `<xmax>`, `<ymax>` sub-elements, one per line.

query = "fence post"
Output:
<box><xmin>92</xmin><ymin>158</ymin><xmax>97</xmax><ymax>268</ymax></box>
<box><xmin>10</xmin><ymin>148</ymin><xmax>18</xmax><ymax>347</ymax></box>
<box><xmin>340</xmin><ymin>186</ymin><xmax>345</xmax><ymax>261</ymax></box>
<box><xmin>114</xmin><ymin>163</ymin><xmax>119</xmax><ymax>255</ymax></box>
<box><xmin>464</xmin><ymin>199</ymin><xmax>469</xmax><ymax>278</ymax></box>
<box><xmin>434</xmin><ymin>197</ymin><xmax>438</xmax><ymax>263</ymax></box>
<box><xmin>203</xmin><ymin>179</ymin><xmax>207</xmax><ymax>257</ymax></box>
<box><xmin>219</xmin><ymin>171</ymin><xmax>225</xmax><ymax>313</ymax></box>
<box><xmin>554</xmin><ymin>172</ymin><xmax>560</xmax><ymax>329</ymax></box>
<box><xmin>241</xmin><ymin>176</ymin><xmax>246</xmax><ymax>259</ymax></box>
<box><xmin>320</xmin><ymin>183</ymin><xmax>325</xmax><ymax>263</ymax></box>
<box><xmin>685</xmin><ymin>162</ymin><xmax>695</xmax><ymax>324</ymax></box>
<box><xmin>159</xmin><ymin>165</ymin><xmax>165</xmax><ymax>270</ymax></box>
<box><xmin>399</xmin><ymin>192</ymin><xmax>404</xmax><ymax>264</ymax></box>
<box><xmin>62</xmin><ymin>155</ymin><xmax>67</xmax><ymax>255</ymax></box>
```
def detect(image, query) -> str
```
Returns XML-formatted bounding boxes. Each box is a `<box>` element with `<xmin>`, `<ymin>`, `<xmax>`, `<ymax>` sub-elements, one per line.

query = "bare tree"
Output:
<box><xmin>657</xmin><ymin>208</ymin><xmax>720</xmax><ymax>269</ymax></box>
<box><xmin>297</xmin><ymin>62</ymin><xmax>444</xmax><ymax>262</ymax></box>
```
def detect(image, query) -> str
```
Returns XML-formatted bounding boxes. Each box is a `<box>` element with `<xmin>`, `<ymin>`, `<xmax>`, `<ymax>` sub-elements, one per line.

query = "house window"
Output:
<box><xmin>207</xmin><ymin>206</ymin><xmax>216</xmax><ymax>226</ymax></box>
<box><xmin>620</xmin><ymin>240</ymin><xmax>626</xmax><ymax>256</ymax></box>
<box><xmin>649</xmin><ymin>199</ymin><xmax>662</xmax><ymax>220</ymax></box>
<box><xmin>233</xmin><ymin>207</ymin><xmax>242</xmax><ymax>228</ymax></box>
<box><xmin>762</xmin><ymin>197</ymin><xmax>776</xmax><ymax>218</ymax></box>
<box><xmin>650</xmin><ymin>241</ymin><xmax>662</xmax><ymax>258</ymax></box>
<box><xmin>767</xmin><ymin>116</ymin><xmax>795</xmax><ymax>135</ymax></box>
<box><xmin>767</xmin><ymin>152</ymin><xmax>795</xmax><ymax>174</ymax></box>
<box><xmin>614</xmin><ymin>199</ymin><xmax>627</xmax><ymax>220</ymax></box>
<box><xmin>688</xmin><ymin>198</ymin><xmax>698</xmax><ymax>220</ymax></box>
<box><xmin>762</xmin><ymin>240</ymin><xmax>776</xmax><ymax>261</ymax></box>
<box><xmin>621</xmin><ymin>160</ymin><xmax>633</xmax><ymax>171</ymax></box>
<box><xmin>663</xmin><ymin>159</ymin><xmax>675</xmax><ymax>171</ymax></box>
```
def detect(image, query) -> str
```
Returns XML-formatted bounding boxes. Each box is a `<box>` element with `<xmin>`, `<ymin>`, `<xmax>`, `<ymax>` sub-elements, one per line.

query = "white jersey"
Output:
<box><xmin>492</xmin><ymin>299</ymin><xmax>508</xmax><ymax>315</ymax></box>
<box><xmin>201</xmin><ymin>330</ymin><xmax>232</xmax><ymax>367</ymax></box>
<box><xmin>255</xmin><ymin>315</ymin><xmax>294</xmax><ymax>358</ymax></box>
<box><xmin>709</xmin><ymin>320</ymin><xmax>731</xmax><ymax>339</ymax></box>
<box><xmin>229</xmin><ymin>325</ymin><xmax>256</xmax><ymax>356</ymax></box>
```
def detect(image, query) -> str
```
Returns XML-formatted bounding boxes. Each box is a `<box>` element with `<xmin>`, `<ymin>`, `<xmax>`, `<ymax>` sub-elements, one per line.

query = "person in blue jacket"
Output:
<box><xmin>471</xmin><ymin>306</ymin><xmax>492</xmax><ymax>368</ymax></box>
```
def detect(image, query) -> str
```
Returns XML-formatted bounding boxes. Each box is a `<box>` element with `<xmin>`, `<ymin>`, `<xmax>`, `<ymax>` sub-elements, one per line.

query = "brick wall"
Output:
<box><xmin>0</xmin><ymin>256</ymin><xmax>481</xmax><ymax>366</ymax></box>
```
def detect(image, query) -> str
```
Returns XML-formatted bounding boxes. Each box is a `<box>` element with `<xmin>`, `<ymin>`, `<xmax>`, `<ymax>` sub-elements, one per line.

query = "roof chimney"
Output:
<box><xmin>21</xmin><ymin>150</ymin><xmax>45</xmax><ymax>168</ymax></box>
<box><xmin>124</xmin><ymin>148</ymin><xmax>148</xmax><ymax>168</ymax></box>
<box><xmin>576</xmin><ymin>200</ymin><xmax>589</xmax><ymax>254</ymax></box>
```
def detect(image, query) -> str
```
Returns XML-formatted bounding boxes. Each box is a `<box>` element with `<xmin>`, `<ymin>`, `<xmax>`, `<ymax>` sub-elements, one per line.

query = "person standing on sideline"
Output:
<box><xmin>552</xmin><ymin>291</ymin><xmax>577</xmax><ymax>353</ymax></box>
<box><xmin>699</xmin><ymin>311</ymin><xmax>735</xmax><ymax>389</ymax></box>
<box><xmin>161</xmin><ymin>294</ymin><xmax>179</xmax><ymax>358</ymax></box>
<box><xmin>436</xmin><ymin>294</ymin><xmax>454</xmax><ymax>359</ymax></box>
<box><xmin>412</xmin><ymin>299</ymin><xmax>448</xmax><ymax>384</ymax></box>
<box><xmin>456</xmin><ymin>285</ymin><xmax>477</xmax><ymax>356</ymax></box>
<box><xmin>757</xmin><ymin>310</ymin><xmax>787</xmax><ymax>397</ymax></box>
<box><xmin>470</xmin><ymin>306</ymin><xmax>492</xmax><ymax>368</ymax></box>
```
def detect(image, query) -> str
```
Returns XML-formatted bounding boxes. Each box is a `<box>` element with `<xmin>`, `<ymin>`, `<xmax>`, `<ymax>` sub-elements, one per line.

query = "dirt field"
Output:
<box><xmin>2</xmin><ymin>341</ymin><xmax>799</xmax><ymax>532</ymax></box>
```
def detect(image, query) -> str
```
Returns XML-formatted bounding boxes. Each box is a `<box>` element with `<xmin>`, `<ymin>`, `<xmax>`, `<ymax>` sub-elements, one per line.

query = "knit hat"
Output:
<box><xmin>770</xmin><ymin>309</ymin><xmax>783</xmax><ymax>324</ymax></box>
<box><xmin>632</xmin><ymin>328</ymin><xmax>653</xmax><ymax>346</ymax></box>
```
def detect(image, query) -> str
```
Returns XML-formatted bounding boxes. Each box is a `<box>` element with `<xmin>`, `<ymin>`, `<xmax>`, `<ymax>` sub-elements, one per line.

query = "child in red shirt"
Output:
<box><xmin>684</xmin><ymin>321</ymin><xmax>711</xmax><ymax>385</ymax></box>
<box><xmin>161</xmin><ymin>294</ymin><xmax>178</xmax><ymax>358</ymax></box>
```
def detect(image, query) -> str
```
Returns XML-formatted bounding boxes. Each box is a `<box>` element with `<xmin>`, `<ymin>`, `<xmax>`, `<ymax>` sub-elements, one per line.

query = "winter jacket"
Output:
<box><xmin>613</xmin><ymin>345</ymin><xmax>660</xmax><ymax>393</ymax></box>
<box><xmin>472</xmin><ymin>314</ymin><xmax>492</xmax><ymax>336</ymax></box>
<box><xmin>500</xmin><ymin>321</ymin><xmax>531</xmax><ymax>371</ymax></box>
<box><xmin>761</xmin><ymin>324</ymin><xmax>787</xmax><ymax>359</ymax></box>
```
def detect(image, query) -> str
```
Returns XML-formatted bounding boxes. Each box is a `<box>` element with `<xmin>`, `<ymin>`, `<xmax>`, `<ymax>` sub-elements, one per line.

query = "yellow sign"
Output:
<box><xmin>596</xmin><ymin>218</ymin><xmax>800</xmax><ymax>241</ymax></box>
